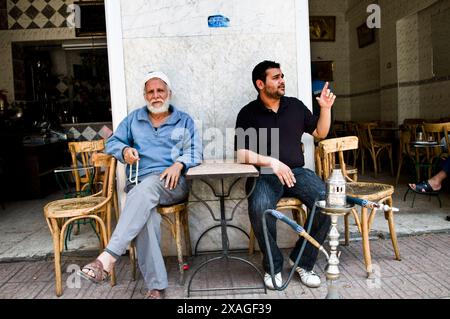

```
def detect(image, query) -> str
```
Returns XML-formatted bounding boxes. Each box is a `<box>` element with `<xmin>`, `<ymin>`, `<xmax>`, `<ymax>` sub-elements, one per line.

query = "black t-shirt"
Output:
<box><xmin>234</xmin><ymin>96</ymin><xmax>318</xmax><ymax>168</ymax></box>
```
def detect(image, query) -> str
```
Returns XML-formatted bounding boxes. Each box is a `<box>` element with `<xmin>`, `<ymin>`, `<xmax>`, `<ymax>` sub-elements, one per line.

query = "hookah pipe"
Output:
<box><xmin>267</xmin><ymin>209</ymin><xmax>330</xmax><ymax>260</ymax></box>
<box><xmin>262</xmin><ymin>198</ymin><xmax>331</xmax><ymax>291</ymax></box>
<box><xmin>262</xmin><ymin>195</ymin><xmax>400</xmax><ymax>291</ymax></box>
<box><xmin>346</xmin><ymin>196</ymin><xmax>400</xmax><ymax>212</ymax></box>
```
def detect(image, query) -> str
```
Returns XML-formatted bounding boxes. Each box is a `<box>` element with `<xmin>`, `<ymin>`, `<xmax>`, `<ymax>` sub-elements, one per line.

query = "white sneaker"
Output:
<box><xmin>289</xmin><ymin>259</ymin><xmax>321</xmax><ymax>288</ymax></box>
<box><xmin>264</xmin><ymin>272</ymin><xmax>282</xmax><ymax>290</ymax></box>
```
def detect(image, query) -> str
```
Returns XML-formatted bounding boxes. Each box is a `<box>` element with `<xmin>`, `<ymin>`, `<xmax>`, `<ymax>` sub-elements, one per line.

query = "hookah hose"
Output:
<box><xmin>262</xmin><ymin>197</ymin><xmax>330</xmax><ymax>291</ymax></box>
<box><xmin>346</xmin><ymin>196</ymin><xmax>399</xmax><ymax>212</ymax></box>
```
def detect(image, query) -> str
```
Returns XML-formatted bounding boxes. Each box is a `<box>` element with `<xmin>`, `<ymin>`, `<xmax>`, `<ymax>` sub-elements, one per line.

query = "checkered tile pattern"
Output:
<box><xmin>7</xmin><ymin>0</ymin><xmax>74</xmax><ymax>29</ymax></box>
<box><xmin>64</xmin><ymin>124</ymin><xmax>112</xmax><ymax>141</ymax></box>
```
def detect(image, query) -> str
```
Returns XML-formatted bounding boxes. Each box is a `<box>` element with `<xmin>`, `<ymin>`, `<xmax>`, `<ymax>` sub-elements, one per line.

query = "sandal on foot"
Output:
<box><xmin>145</xmin><ymin>289</ymin><xmax>165</xmax><ymax>299</ymax></box>
<box><xmin>77</xmin><ymin>259</ymin><xmax>110</xmax><ymax>284</ymax></box>
<box><xmin>409</xmin><ymin>181</ymin><xmax>438</xmax><ymax>194</ymax></box>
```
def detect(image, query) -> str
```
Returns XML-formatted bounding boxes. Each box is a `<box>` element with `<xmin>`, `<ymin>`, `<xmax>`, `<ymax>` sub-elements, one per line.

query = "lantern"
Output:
<box><xmin>326</xmin><ymin>167</ymin><xmax>346</xmax><ymax>208</ymax></box>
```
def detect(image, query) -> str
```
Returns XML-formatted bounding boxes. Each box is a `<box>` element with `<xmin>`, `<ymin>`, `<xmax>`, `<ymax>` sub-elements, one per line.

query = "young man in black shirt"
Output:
<box><xmin>235</xmin><ymin>60</ymin><xmax>336</xmax><ymax>289</ymax></box>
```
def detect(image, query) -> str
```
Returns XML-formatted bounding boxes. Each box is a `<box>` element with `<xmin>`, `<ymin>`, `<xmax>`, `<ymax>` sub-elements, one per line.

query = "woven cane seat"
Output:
<box><xmin>347</xmin><ymin>182</ymin><xmax>394</xmax><ymax>201</ymax></box>
<box><xmin>44</xmin><ymin>197</ymin><xmax>106</xmax><ymax>219</ymax></box>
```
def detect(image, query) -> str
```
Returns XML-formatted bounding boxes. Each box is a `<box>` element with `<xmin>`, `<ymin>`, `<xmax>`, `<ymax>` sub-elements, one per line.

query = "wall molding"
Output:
<box><xmin>341</xmin><ymin>75</ymin><xmax>450</xmax><ymax>98</ymax></box>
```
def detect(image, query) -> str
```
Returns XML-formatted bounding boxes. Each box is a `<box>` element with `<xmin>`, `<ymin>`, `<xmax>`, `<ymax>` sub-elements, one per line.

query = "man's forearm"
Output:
<box><xmin>315</xmin><ymin>107</ymin><xmax>332</xmax><ymax>138</ymax></box>
<box><xmin>236</xmin><ymin>149</ymin><xmax>274</xmax><ymax>167</ymax></box>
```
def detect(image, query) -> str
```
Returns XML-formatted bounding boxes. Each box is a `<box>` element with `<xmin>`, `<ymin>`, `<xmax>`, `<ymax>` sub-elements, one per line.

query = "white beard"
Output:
<box><xmin>146</xmin><ymin>99</ymin><xmax>170</xmax><ymax>114</ymax></box>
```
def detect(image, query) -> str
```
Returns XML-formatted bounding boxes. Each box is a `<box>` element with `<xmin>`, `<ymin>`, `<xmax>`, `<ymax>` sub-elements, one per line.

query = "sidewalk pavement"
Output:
<box><xmin>0</xmin><ymin>232</ymin><xmax>449</xmax><ymax>299</ymax></box>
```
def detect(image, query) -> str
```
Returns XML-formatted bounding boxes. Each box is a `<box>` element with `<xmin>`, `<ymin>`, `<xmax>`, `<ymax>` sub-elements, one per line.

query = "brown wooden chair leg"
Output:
<box><xmin>113</xmin><ymin>189</ymin><xmax>119</xmax><ymax>223</ymax></box>
<box><xmin>361</xmin><ymin>149</ymin><xmax>365</xmax><ymax>175</ymax></box>
<box><xmin>174</xmin><ymin>212</ymin><xmax>184</xmax><ymax>284</ymax></box>
<box><xmin>182</xmin><ymin>208</ymin><xmax>192</xmax><ymax>256</ymax></box>
<box><xmin>388</xmin><ymin>147</ymin><xmax>394</xmax><ymax>176</ymax></box>
<box><xmin>344</xmin><ymin>214</ymin><xmax>350</xmax><ymax>246</ymax></box>
<box><xmin>51</xmin><ymin>219</ymin><xmax>63</xmax><ymax>297</ymax></box>
<box><xmin>130</xmin><ymin>242</ymin><xmax>136</xmax><ymax>281</ymax></box>
<box><xmin>395</xmin><ymin>155</ymin><xmax>403</xmax><ymax>186</ymax></box>
<box><xmin>248</xmin><ymin>227</ymin><xmax>255</xmax><ymax>255</ymax></box>
<box><xmin>361</xmin><ymin>207</ymin><xmax>373</xmax><ymax>277</ymax></box>
<box><xmin>386</xmin><ymin>197</ymin><xmax>401</xmax><ymax>261</ymax></box>
<box><xmin>371</xmin><ymin>152</ymin><xmax>378</xmax><ymax>178</ymax></box>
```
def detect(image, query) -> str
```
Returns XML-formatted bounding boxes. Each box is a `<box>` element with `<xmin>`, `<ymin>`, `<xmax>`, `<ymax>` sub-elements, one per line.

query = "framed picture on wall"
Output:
<box><xmin>357</xmin><ymin>23</ymin><xmax>376</xmax><ymax>48</ymax></box>
<box><xmin>309</xmin><ymin>16</ymin><xmax>336</xmax><ymax>42</ymax></box>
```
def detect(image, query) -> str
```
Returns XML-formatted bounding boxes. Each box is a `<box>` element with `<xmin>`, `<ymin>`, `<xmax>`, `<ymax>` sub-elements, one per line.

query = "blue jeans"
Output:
<box><xmin>442</xmin><ymin>157</ymin><xmax>450</xmax><ymax>175</ymax></box>
<box><xmin>246</xmin><ymin>167</ymin><xmax>330</xmax><ymax>274</ymax></box>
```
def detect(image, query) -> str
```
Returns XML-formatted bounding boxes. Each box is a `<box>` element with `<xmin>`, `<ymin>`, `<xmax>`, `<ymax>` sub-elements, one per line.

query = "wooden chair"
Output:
<box><xmin>44</xmin><ymin>153</ymin><xmax>117</xmax><ymax>296</ymax></box>
<box><xmin>129</xmin><ymin>200</ymin><xmax>192</xmax><ymax>284</ymax></box>
<box><xmin>319</xmin><ymin>136</ymin><xmax>401</xmax><ymax>277</ymax></box>
<box><xmin>356</xmin><ymin>122</ymin><xmax>394</xmax><ymax>178</ymax></box>
<box><xmin>68</xmin><ymin>140</ymin><xmax>119</xmax><ymax>223</ymax></box>
<box><xmin>248</xmin><ymin>197</ymin><xmax>307</xmax><ymax>254</ymax></box>
<box><xmin>423</xmin><ymin>122</ymin><xmax>450</xmax><ymax>161</ymax></box>
<box><xmin>68</xmin><ymin>140</ymin><xmax>105</xmax><ymax>193</ymax></box>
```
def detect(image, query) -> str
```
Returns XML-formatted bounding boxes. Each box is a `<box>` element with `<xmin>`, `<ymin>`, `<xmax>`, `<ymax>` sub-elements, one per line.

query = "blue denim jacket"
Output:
<box><xmin>106</xmin><ymin>105</ymin><xmax>203</xmax><ymax>178</ymax></box>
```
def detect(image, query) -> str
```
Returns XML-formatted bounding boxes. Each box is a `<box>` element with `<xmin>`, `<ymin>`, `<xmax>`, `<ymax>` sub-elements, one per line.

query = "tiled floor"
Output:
<box><xmin>0</xmin><ymin>232</ymin><xmax>449</xmax><ymax>299</ymax></box>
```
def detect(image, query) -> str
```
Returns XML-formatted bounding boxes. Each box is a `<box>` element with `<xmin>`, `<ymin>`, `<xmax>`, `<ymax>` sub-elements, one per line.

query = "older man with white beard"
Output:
<box><xmin>78</xmin><ymin>71</ymin><xmax>202</xmax><ymax>299</ymax></box>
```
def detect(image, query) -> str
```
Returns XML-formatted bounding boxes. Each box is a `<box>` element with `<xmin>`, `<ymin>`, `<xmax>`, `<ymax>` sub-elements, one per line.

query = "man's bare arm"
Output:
<box><xmin>236</xmin><ymin>149</ymin><xmax>296</xmax><ymax>188</ymax></box>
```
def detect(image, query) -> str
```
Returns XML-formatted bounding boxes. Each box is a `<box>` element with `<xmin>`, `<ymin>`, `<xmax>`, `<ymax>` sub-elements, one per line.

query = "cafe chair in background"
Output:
<box><xmin>44</xmin><ymin>153</ymin><xmax>117</xmax><ymax>296</ymax></box>
<box><xmin>319</xmin><ymin>136</ymin><xmax>401</xmax><ymax>277</ymax></box>
<box><xmin>68</xmin><ymin>140</ymin><xmax>120</xmax><ymax>224</ymax></box>
<box><xmin>356</xmin><ymin>122</ymin><xmax>394</xmax><ymax>178</ymax></box>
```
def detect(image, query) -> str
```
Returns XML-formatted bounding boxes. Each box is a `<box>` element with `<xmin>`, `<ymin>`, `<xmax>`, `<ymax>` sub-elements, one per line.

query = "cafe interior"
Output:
<box><xmin>0</xmin><ymin>0</ymin><xmax>449</xmax><ymax>274</ymax></box>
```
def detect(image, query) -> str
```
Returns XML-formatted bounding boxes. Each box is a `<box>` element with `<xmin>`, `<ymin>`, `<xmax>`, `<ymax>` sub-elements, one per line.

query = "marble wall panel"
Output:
<box><xmin>420</xmin><ymin>81</ymin><xmax>450</xmax><ymax>119</ymax></box>
<box><xmin>396</xmin><ymin>14</ymin><xmax>419</xmax><ymax>83</ymax></box>
<box><xmin>210</xmin><ymin>32</ymin><xmax>298</xmax><ymax>160</ymax></box>
<box><xmin>122</xmin><ymin>37</ymin><xmax>216</xmax><ymax>130</ymax></box>
<box><xmin>398</xmin><ymin>86</ymin><xmax>421</xmax><ymax>121</ymax></box>
<box><xmin>120</xmin><ymin>0</ymin><xmax>296</xmax><ymax>39</ymax></box>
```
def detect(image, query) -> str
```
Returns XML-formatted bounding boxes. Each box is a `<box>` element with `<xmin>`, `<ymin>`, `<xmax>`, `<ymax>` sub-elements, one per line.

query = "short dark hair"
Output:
<box><xmin>252</xmin><ymin>60</ymin><xmax>280</xmax><ymax>92</ymax></box>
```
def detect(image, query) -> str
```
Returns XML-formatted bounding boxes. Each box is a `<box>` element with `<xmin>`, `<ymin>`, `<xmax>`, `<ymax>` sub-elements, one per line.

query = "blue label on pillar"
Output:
<box><xmin>208</xmin><ymin>15</ymin><xmax>230</xmax><ymax>28</ymax></box>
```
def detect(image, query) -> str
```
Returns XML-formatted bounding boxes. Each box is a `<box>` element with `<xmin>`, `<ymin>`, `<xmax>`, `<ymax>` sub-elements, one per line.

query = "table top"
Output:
<box><xmin>186</xmin><ymin>162</ymin><xmax>259</xmax><ymax>179</ymax></box>
<box><xmin>410</xmin><ymin>141</ymin><xmax>442</xmax><ymax>148</ymax></box>
<box><xmin>54</xmin><ymin>166</ymin><xmax>94</xmax><ymax>174</ymax></box>
<box><xmin>372</xmin><ymin>127</ymin><xmax>400</xmax><ymax>131</ymax></box>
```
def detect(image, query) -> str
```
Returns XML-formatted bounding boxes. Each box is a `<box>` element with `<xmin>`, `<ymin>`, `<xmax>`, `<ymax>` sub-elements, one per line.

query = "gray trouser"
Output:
<box><xmin>106</xmin><ymin>174</ymin><xmax>189</xmax><ymax>290</ymax></box>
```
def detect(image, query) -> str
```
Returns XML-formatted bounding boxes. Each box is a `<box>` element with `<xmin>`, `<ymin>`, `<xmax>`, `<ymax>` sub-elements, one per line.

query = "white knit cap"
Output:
<box><xmin>143</xmin><ymin>71</ymin><xmax>171</xmax><ymax>90</ymax></box>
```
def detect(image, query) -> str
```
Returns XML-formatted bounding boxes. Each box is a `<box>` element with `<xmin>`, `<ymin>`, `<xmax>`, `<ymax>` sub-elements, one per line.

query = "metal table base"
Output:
<box><xmin>186</xmin><ymin>176</ymin><xmax>266</xmax><ymax>297</ymax></box>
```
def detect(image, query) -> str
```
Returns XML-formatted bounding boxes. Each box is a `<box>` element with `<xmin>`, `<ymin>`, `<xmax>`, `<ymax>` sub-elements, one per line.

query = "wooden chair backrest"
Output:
<box><xmin>68</xmin><ymin>140</ymin><xmax>106</xmax><ymax>193</ymax></box>
<box><xmin>91</xmin><ymin>153</ymin><xmax>116</xmax><ymax>200</ymax></box>
<box><xmin>423</xmin><ymin>122</ymin><xmax>450</xmax><ymax>156</ymax></box>
<box><xmin>319</xmin><ymin>136</ymin><xmax>359</xmax><ymax>182</ymax></box>
<box><xmin>356</xmin><ymin>122</ymin><xmax>377</xmax><ymax>150</ymax></box>
<box><xmin>403</xmin><ymin>119</ymin><xmax>425</xmax><ymax>138</ymax></box>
